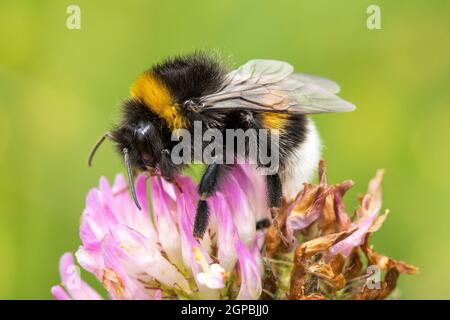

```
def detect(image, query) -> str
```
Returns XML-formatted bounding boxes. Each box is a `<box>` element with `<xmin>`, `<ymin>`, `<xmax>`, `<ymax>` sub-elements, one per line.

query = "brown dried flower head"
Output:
<box><xmin>262</xmin><ymin>161</ymin><xmax>418</xmax><ymax>300</ymax></box>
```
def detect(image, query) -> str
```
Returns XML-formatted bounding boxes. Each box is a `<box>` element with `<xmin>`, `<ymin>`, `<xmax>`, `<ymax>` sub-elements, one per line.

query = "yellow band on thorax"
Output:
<box><xmin>131</xmin><ymin>72</ymin><xmax>185</xmax><ymax>130</ymax></box>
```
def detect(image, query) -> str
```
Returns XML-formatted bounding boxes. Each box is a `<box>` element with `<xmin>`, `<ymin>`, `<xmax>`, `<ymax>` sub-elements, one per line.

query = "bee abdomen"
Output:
<box><xmin>279</xmin><ymin>118</ymin><xmax>321</xmax><ymax>201</ymax></box>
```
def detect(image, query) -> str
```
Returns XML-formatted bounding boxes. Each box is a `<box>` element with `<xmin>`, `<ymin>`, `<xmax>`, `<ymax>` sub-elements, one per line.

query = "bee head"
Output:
<box><xmin>87</xmin><ymin>99</ymin><xmax>168</xmax><ymax>210</ymax></box>
<box><xmin>111</xmin><ymin>99</ymin><xmax>166</xmax><ymax>173</ymax></box>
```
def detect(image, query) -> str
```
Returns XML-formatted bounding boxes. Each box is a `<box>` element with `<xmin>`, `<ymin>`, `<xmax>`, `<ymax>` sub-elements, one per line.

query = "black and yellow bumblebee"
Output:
<box><xmin>88</xmin><ymin>52</ymin><xmax>355</xmax><ymax>239</ymax></box>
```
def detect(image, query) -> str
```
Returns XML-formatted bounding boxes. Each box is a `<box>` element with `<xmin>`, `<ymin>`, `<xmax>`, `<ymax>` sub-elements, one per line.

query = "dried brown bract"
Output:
<box><xmin>262</xmin><ymin>161</ymin><xmax>417</xmax><ymax>300</ymax></box>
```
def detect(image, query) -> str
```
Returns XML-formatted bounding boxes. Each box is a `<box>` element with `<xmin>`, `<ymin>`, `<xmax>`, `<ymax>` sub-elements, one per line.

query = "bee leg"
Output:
<box><xmin>193</xmin><ymin>163</ymin><xmax>230</xmax><ymax>239</ymax></box>
<box><xmin>159</xmin><ymin>148</ymin><xmax>178</xmax><ymax>182</ymax></box>
<box><xmin>267</xmin><ymin>174</ymin><xmax>288</xmax><ymax>245</ymax></box>
<box><xmin>267</xmin><ymin>173</ymin><xmax>282</xmax><ymax>212</ymax></box>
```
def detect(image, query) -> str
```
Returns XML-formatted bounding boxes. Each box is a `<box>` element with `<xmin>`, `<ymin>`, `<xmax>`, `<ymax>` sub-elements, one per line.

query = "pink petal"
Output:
<box><xmin>79</xmin><ymin>210</ymin><xmax>102</xmax><ymax>250</ymax></box>
<box><xmin>287</xmin><ymin>191</ymin><xmax>328</xmax><ymax>231</ymax></box>
<box><xmin>135</xmin><ymin>175</ymin><xmax>150</xmax><ymax>212</ymax></box>
<box><xmin>112</xmin><ymin>174</ymin><xmax>127</xmax><ymax>192</ymax></box>
<box><xmin>108</xmin><ymin>224</ymin><xmax>191</xmax><ymax>294</ymax></box>
<box><xmin>234</xmin><ymin>240</ymin><xmax>262</xmax><ymax>300</ymax></box>
<box><xmin>211</xmin><ymin>193</ymin><xmax>238</xmax><ymax>271</ymax></box>
<box><xmin>177</xmin><ymin>196</ymin><xmax>219</xmax><ymax>299</ymax></box>
<box><xmin>99</xmin><ymin>176</ymin><xmax>114</xmax><ymax>205</ymax></box>
<box><xmin>58</xmin><ymin>252</ymin><xmax>103</xmax><ymax>300</ymax></box>
<box><xmin>175</xmin><ymin>175</ymin><xmax>199</xmax><ymax>202</ymax></box>
<box><xmin>101</xmin><ymin>234</ymin><xmax>154</xmax><ymax>300</ymax></box>
<box><xmin>75</xmin><ymin>247</ymin><xmax>104</xmax><ymax>277</ymax></box>
<box><xmin>83</xmin><ymin>189</ymin><xmax>112</xmax><ymax>242</ymax></box>
<box><xmin>232</xmin><ymin>165</ymin><xmax>269</xmax><ymax>222</ymax></box>
<box><xmin>333</xmin><ymin>185</ymin><xmax>352</xmax><ymax>229</ymax></box>
<box><xmin>222</xmin><ymin>175</ymin><xmax>256</xmax><ymax>246</ymax></box>
<box><xmin>128</xmin><ymin>175</ymin><xmax>158</xmax><ymax>242</ymax></box>
<box><xmin>177</xmin><ymin>195</ymin><xmax>206</xmax><ymax>275</ymax></box>
<box><xmin>327</xmin><ymin>207</ymin><xmax>380</xmax><ymax>259</ymax></box>
<box><xmin>51</xmin><ymin>285</ymin><xmax>71</xmax><ymax>300</ymax></box>
<box><xmin>150</xmin><ymin>176</ymin><xmax>182</xmax><ymax>266</ymax></box>
<box><xmin>251</xmin><ymin>232</ymin><xmax>264</xmax><ymax>273</ymax></box>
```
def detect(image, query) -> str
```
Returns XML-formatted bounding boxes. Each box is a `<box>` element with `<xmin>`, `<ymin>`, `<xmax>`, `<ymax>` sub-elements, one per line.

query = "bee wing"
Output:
<box><xmin>290</xmin><ymin>73</ymin><xmax>341</xmax><ymax>94</ymax></box>
<box><xmin>200</xmin><ymin>60</ymin><xmax>355</xmax><ymax>115</ymax></box>
<box><xmin>222</xmin><ymin>59</ymin><xmax>294</xmax><ymax>87</ymax></box>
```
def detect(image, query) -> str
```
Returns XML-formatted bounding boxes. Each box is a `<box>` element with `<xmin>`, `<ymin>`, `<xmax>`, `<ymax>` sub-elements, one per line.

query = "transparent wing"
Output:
<box><xmin>290</xmin><ymin>73</ymin><xmax>341</xmax><ymax>94</ymax></box>
<box><xmin>222</xmin><ymin>59</ymin><xmax>294</xmax><ymax>87</ymax></box>
<box><xmin>199</xmin><ymin>60</ymin><xmax>355</xmax><ymax>115</ymax></box>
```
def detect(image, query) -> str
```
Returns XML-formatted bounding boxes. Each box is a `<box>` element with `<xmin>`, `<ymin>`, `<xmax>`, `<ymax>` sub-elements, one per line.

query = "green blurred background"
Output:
<box><xmin>0</xmin><ymin>0</ymin><xmax>449</xmax><ymax>299</ymax></box>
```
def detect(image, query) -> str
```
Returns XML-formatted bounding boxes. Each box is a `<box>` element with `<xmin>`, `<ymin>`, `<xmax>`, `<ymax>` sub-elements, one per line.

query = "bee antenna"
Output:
<box><xmin>88</xmin><ymin>132</ymin><xmax>113</xmax><ymax>167</ymax></box>
<box><xmin>123</xmin><ymin>148</ymin><xmax>142</xmax><ymax>211</ymax></box>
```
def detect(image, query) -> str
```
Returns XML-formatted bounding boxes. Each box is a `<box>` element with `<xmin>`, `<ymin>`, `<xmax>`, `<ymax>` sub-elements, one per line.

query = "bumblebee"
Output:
<box><xmin>88</xmin><ymin>53</ymin><xmax>355</xmax><ymax>239</ymax></box>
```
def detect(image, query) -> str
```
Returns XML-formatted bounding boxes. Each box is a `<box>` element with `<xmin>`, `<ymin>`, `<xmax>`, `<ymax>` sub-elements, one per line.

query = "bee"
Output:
<box><xmin>88</xmin><ymin>53</ymin><xmax>355</xmax><ymax>239</ymax></box>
